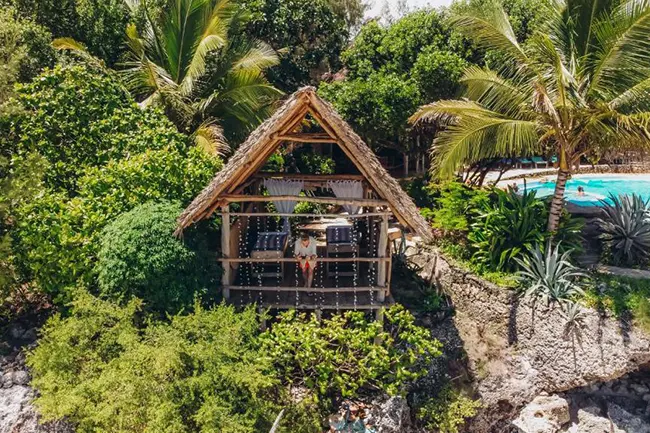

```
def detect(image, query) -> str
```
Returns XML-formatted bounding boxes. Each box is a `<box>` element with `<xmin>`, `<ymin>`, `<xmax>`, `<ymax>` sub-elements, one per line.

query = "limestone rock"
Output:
<box><xmin>608</xmin><ymin>403</ymin><xmax>650</xmax><ymax>433</ymax></box>
<box><xmin>408</xmin><ymin>245</ymin><xmax>650</xmax><ymax>432</ymax></box>
<box><xmin>564</xmin><ymin>407</ymin><xmax>625</xmax><ymax>433</ymax></box>
<box><xmin>12</xmin><ymin>370</ymin><xmax>29</xmax><ymax>386</ymax></box>
<box><xmin>367</xmin><ymin>396</ymin><xmax>411</xmax><ymax>433</ymax></box>
<box><xmin>512</xmin><ymin>395</ymin><xmax>570</xmax><ymax>433</ymax></box>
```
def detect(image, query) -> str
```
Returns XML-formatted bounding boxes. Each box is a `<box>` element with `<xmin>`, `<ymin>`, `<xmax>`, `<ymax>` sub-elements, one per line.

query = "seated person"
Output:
<box><xmin>294</xmin><ymin>232</ymin><xmax>317</xmax><ymax>288</ymax></box>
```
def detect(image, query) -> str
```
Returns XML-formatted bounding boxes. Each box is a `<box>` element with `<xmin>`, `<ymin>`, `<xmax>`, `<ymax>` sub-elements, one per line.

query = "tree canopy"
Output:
<box><xmin>244</xmin><ymin>0</ymin><xmax>349</xmax><ymax>91</ymax></box>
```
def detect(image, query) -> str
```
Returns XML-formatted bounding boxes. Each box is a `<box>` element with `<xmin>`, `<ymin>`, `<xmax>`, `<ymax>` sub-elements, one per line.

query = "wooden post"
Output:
<box><xmin>221</xmin><ymin>206</ymin><xmax>231</xmax><ymax>300</ymax></box>
<box><xmin>376</xmin><ymin>214</ymin><xmax>388</xmax><ymax>302</ymax></box>
<box><xmin>403</xmin><ymin>153</ymin><xmax>409</xmax><ymax>178</ymax></box>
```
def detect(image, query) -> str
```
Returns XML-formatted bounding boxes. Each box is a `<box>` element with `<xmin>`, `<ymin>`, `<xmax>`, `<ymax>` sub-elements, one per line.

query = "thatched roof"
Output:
<box><xmin>176</xmin><ymin>87</ymin><xmax>433</xmax><ymax>242</ymax></box>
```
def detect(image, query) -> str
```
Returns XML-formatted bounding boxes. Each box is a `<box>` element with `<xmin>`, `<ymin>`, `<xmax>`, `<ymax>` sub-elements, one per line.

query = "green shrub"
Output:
<box><xmin>12</xmin><ymin>147</ymin><xmax>221</xmax><ymax>302</ymax></box>
<box><xmin>11</xmin><ymin>64</ymin><xmax>187</xmax><ymax>191</ymax></box>
<box><xmin>432</xmin><ymin>182</ymin><xmax>489</xmax><ymax>234</ymax></box>
<box><xmin>27</xmin><ymin>292</ymin><xmax>280</xmax><ymax>433</ymax></box>
<box><xmin>261</xmin><ymin>305</ymin><xmax>442</xmax><ymax>403</ymax></box>
<box><xmin>418</xmin><ymin>386</ymin><xmax>481</xmax><ymax>433</ymax></box>
<box><xmin>96</xmin><ymin>201</ymin><xmax>217</xmax><ymax>313</ymax></box>
<box><xmin>296</xmin><ymin>151</ymin><xmax>335</xmax><ymax>174</ymax></box>
<box><xmin>402</xmin><ymin>176</ymin><xmax>438</xmax><ymax>208</ymax></box>
<box><xmin>468</xmin><ymin>188</ymin><xmax>583</xmax><ymax>272</ymax></box>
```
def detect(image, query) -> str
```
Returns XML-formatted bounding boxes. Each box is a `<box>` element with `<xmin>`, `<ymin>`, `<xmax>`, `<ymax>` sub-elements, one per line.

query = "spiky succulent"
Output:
<box><xmin>596</xmin><ymin>194</ymin><xmax>650</xmax><ymax>266</ymax></box>
<box><xmin>515</xmin><ymin>243</ymin><xmax>585</xmax><ymax>306</ymax></box>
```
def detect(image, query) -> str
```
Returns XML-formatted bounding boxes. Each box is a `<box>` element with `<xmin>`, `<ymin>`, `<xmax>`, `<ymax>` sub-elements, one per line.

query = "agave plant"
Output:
<box><xmin>596</xmin><ymin>194</ymin><xmax>650</xmax><ymax>266</ymax></box>
<box><xmin>515</xmin><ymin>243</ymin><xmax>586</xmax><ymax>306</ymax></box>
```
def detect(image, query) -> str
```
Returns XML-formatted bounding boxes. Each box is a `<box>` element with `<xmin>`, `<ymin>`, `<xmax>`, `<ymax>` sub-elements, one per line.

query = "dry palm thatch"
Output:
<box><xmin>176</xmin><ymin>87</ymin><xmax>433</xmax><ymax>242</ymax></box>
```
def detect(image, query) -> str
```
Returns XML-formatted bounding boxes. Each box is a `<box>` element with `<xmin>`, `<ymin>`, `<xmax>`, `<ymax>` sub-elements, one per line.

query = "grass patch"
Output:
<box><xmin>583</xmin><ymin>273</ymin><xmax>650</xmax><ymax>333</ymax></box>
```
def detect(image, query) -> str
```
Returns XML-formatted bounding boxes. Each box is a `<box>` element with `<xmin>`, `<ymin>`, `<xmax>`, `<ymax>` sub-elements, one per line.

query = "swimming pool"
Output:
<box><xmin>517</xmin><ymin>174</ymin><xmax>650</xmax><ymax>206</ymax></box>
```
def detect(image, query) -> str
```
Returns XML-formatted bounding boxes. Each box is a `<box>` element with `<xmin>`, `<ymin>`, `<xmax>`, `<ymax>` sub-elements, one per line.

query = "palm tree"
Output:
<box><xmin>410</xmin><ymin>0</ymin><xmax>650</xmax><ymax>232</ymax></box>
<box><xmin>122</xmin><ymin>0</ymin><xmax>283</xmax><ymax>152</ymax></box>
<box><xmin>57</xmin><ymin>0</ymin><xmax>282</xmax><ymax>153</ymax></box>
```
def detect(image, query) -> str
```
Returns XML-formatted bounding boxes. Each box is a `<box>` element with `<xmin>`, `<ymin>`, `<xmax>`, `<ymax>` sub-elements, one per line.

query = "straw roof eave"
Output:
<box><xmin>175</xmin><ymin>87</ymin><xmax>434</xmax><ymax>242</ymax></box>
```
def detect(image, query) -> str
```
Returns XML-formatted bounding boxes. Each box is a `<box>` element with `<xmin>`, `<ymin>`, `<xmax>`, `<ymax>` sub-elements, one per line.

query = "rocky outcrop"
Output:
<box><xmin>408</xmin><ymin>245</ymin><xmax>650</xmax><ymax>432</ymax></box>
<box><xmin>512</xmin><ymin>394</ymin><xmax>570</xmax><ymax>433</ymax></box>
<box><xmin>513</xmin><ymin>394</ymin><xmax>650</xmax><ymax>433</ymax></box>
<box><xmin>0</xmin><ymin>325</ymin><xmax>73</xmax><ymax>433</ymax></box>
<box><xmin>366</xmin><ymin>396</ymin><xmax>411</xmax><ymax>433</ymax></box>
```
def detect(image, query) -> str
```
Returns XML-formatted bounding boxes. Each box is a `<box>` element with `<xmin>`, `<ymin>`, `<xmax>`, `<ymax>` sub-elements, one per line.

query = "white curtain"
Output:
<box><xmin>328</xmin><ymin>180</ymin><xmax>364</xmax><ymax>214</ymax></box>
<box><xmin>264</xmin><ymin>178</ymin><xmax>304</xmax><ymax>232</ymax></box>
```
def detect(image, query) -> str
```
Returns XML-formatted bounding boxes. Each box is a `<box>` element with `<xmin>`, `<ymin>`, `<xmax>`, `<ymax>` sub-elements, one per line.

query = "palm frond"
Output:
<box><xmin>430</xmin><ymin>110</ymin><xmax>540</xmax><ymax>178</ymax></box>
<box><xmin>193</xmin><ymin>121</ymin><xmax>229</xmax><ymax>156</ymax></box>
<box><xmin>182</xmin><ymin>0</ymin><xmax>235</xmax><ymax>95</ymax></box>
<box><xmin>460</xmin><ymin>66</ymin><xmax>533</xmax><ymax>116</ymax></box>
<box><xmin>449</xmin><ymin>0</ymin><xmax>528</xmax><ymax>66</ymax></box>
<box><xmin>232</xmin><ymin>41</ymin><xmax>280</xmax><ymax>72</ymax></box>
<box><xmin>589</xmin><ymin>0</ymin><xmax>650</xmax><ymax>100</ymax></box>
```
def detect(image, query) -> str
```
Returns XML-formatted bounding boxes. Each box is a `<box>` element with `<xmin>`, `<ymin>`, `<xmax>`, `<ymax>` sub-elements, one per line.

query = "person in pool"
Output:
<box><xmin>577</xmin><ymin>186</ymin><xmax>585</xmax><ymax>196</ymax></box>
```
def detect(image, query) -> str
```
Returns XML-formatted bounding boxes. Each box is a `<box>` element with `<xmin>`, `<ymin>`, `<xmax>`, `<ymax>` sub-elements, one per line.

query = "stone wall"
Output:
<box><xmin>408</xmin><ymin>245</ymin><xmax>650</xmax><ymax>432</ymax></box>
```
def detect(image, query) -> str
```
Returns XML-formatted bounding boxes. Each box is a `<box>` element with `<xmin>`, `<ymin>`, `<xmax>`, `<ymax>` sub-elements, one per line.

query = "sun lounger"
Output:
<box><xmin>532</xmin><ymin>156</ymin><xmax>547</xmax><ymax>168</ymax></box>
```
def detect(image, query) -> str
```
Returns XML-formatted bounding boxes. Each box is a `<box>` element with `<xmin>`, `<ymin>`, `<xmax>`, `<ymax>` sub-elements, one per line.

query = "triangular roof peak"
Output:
<box><xmin>176</xmin><ymin>86</ymin><xmax>433</xmax><ymax>242</ymax></box>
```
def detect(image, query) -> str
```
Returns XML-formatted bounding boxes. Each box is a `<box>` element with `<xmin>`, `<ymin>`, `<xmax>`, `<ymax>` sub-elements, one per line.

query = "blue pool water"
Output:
<box><xmin>517</xmin><ymin>174</ymin><xmax>650</xmax><ymax>206</ymax></box>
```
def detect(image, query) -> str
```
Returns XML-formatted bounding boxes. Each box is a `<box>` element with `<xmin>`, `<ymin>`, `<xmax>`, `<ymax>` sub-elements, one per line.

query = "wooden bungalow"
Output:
<box><xmin>176</xmin><ymin>87</ymin><xmax>433</xmax><ymax>318</ymax></box>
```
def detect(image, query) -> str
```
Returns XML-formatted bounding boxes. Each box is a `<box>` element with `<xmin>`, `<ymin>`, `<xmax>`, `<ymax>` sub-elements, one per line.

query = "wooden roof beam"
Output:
<box><xmin>274</xmin><ymin>132</ymin><xmax>336</xmax><ymax>143</ymax></box>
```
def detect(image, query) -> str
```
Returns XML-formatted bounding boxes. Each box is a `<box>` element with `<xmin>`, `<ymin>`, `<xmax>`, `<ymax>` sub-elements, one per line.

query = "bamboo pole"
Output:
<box><xmin>221</xmin><ymin>206</ymin><xmax>231</xmax><ymax>300</ymax></box>
<box><xmin>253</xmin><ymin>173</ymin><xmax>364</xmax><ymax>181</ymax></box>
<box><xmin>224</xmin><ymin>286</ymin><xmax>385</xmax><ymax>292</ymax></box>
<box><xmin>274</xmin><ymin>133</ymin><xmax>337</xmax><ymax>143</ymax></box>
<box><xmin>215</xmin><ymin>211</ymin><xmax>390</xmax><ymax>218</ymax></box>
<box><xmin>221</xmin><ymin>194</ymin><xmax>388</xmax><ymax>207</ymax></box>
<box><xmin>218</xmin><ymin>257</ymin><xmax>391</xmax><ymax>263</ymax></box>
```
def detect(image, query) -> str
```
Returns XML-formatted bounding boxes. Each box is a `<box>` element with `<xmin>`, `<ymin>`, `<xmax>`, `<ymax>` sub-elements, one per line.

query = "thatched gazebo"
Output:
<box><xmin>176</xmin><ymin>87</ymin><xmax>433</xmax><ymax>318</ymax></box>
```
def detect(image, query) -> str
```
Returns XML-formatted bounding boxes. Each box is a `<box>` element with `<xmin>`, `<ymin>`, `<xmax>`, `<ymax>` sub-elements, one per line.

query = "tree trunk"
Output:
<box><xmin>547</xmin><ymin>169</ymin><xmax>570</xmax><ymax>233</ymax></box>
<box><xmin>403</xmin><ymin>153</ymin><xmax>409</xmax><ymax>178</ymax></box>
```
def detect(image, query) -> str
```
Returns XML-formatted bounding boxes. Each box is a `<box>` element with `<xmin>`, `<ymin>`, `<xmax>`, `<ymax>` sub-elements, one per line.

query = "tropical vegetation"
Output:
<box><xmin>3</xmin><ymin>0</ymin><xmax>650</xmax><ymax>431</ymax></box>
<box><xmin>410</xmin><ymin>0</ymin><xmax>650</xmax><ymax>232</ymax></box>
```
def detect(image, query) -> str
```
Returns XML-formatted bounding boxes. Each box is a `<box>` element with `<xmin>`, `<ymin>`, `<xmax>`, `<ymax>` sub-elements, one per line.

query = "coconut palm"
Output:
<box><xmin>122</xmin><ymin>0</ymin><xmax>283</xmax><ymax>152</ymax></box>
<box><xmin>410</xmin><ymin>0</ymin><xmax>650</xmax><ymax>232</ymax></box>
<box><xmin>56</xmin><ymin>0</ymin><xmax>282</xmax><ymax>153</ymax></box>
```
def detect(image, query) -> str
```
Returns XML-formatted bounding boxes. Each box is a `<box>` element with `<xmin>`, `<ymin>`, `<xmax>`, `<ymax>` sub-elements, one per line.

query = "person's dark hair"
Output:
<box><xmin>578</xmin><ymin>186</ymin><xmax>584</xmax><ymax>192</ymax></box>
<box><xmin>300</xmin><ymin>232</ymin><xmax>310</xmax><ymax>240</ymax></box>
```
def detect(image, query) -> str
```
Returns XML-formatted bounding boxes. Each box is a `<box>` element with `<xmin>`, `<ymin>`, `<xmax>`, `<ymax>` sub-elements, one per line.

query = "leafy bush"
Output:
<box><xmin>515</xmin><ymin>243</ymin><xmax>585</xmax><ymax>306</ymax></box>
<box><xmin>261</xmin><ymin>305</ymin><xmax>442</xmax><ymax>403</ymax></box>
<box><xmin>595</xmin><ymin>193</ymin><xmax>650</xmax><ymax>266</ymax></box>
<box><xmin>468</xmin><ymin>188</ymin><xmax>546</xmax><ymax>271</ymax></box>
<box><xmin>468</xmin><ymin>188</ymin><xmax>583</xmax><ymax>272</ymax></box>
<box><xmin>417</xmin><ymin>386</ymin><xmax>481</xmax><ymax>433</ymax></box>
<box><xmin>402</xmin><ymin>176</ymin><xmax>437</xmax><ymax>208</ymax></box>
<box><xmin>12</xmin><ymin>147</ymin><xmax>221</xmax><ymax>302</ymax></box>
<box><xmin>296</xmin><ymin>152</ymin><xmax>335</xmax><ymax>175</ymax></box>
<box><xmin>96</xmin><ymin>201</ymin><xmax>217</xmax><ymax>314</ymax></box>
<box><xmin>27</xmin><ymin>293</ymin><xmax>281</xmax><ymax>433</ymax></box>
<box><xmin>0</xmin><ymin>6</ymin><xmax>54</xmax><ymax>91</ymax></box>
<box><xmin>432</xmin><ymin>182</ymin><xmax>489</xmax><ymax>234</ymax></box>
<box><xmin>10</xmin><ymin>64</ymin><xmax>187</xmax><ymax>191</ymax></box>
